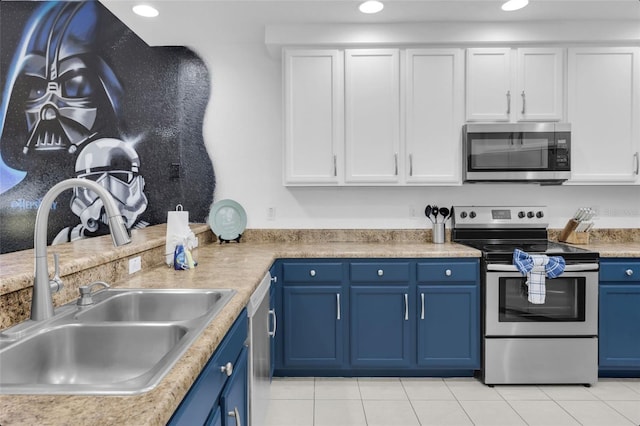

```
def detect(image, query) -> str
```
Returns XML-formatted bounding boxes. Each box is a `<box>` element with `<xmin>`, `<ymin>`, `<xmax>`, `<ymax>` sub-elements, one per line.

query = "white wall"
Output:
<box><xmin>198</xmin><ymin>41</ymin><xmax>640</xmax><ymax>230</ymax></box>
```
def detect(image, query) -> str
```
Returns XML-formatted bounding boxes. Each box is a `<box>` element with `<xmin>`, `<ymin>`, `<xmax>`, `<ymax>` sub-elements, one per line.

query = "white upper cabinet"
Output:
<box><xmin>466</xmin><ymin>47</ymin><xmax>564</xmax><ymax>122</ymax></box>
<box><xmin>405</xmin><ymin>49</ymin><xmax>464</xmax><ymax>185</ymax></box>
<box><xmin>344</xmin><ymin>49</ymin><xmax>401</xmax><ymax>184</ymax></box>
<box><xmin>567</xmin><ymin>47</ymin><xmax>640</xmax><ymax>184</ymax></box>
<box><xmin>283</xmin><ymin>49</ymin><xmax>343</xmax><ymax>185</ymax></box>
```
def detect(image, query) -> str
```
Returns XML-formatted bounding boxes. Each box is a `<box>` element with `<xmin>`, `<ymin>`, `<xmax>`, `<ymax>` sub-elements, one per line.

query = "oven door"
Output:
<box><xmin>485</xmin><ymin>264</ymin><xmax>598</xmax><ymax>336</ymax></box>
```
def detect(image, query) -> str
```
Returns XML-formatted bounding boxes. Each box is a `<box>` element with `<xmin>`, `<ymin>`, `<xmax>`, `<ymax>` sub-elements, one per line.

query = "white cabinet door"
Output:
<box><xmin>466</xmin><ymin>48</ymin><xmax>512</xmax><ymax>122</ymax></box>
<box><xmin>467</xmin><ymin>48</ymin><xmax>564</xmax><ymax>122</ymax></box>
<box><xmin>516</xmin><ymin>48</ymin><xmax>564</xmax><ymax>122</ymax></box>
<box><xmin>568</xmin><ymin>47</ymin><xmax>640</xmax><ymax>184</ymax></box>
<box><xmin>405</xmin><ymin>49</ymin><xmax>464</xmax><ymax>185</ymax></box>
<box><xmin>345</xmin><ymin>49</ymin><xmax>400</xmax><ymax>183</ymax></box>
<box><xmin>283</xmin><ymin>49</ymin><xmax>343</xmax><ymax>185</ymax></box>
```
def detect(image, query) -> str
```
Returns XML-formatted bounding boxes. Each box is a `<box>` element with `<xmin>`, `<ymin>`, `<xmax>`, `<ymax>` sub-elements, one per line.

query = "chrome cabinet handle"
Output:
<box><xmin>333</xmin><ymin>154</ymin><xmax>337</xmax><ymax>177</ymax></box>
<box><xmin>521</xmin><ymin>91</ymin><xmax>526</xmax><ymax>115</ymax></box>
<box><xmin>336</xmin><ymin>293</ymin><xmax>341</xmax><ymax>320</ymax></box>
<box><xmin>309</xmin><ymin>269</ymin><xmax>316</xmax><ymax>277</ymax></box>
<box><xmin>228</xmin><ymin>407</ymin><xmax>241</xmax><ymax>426</ymax></box>
<box><xmin>506</xmin><ymin>90</ymin><xmax>511</xmax><ymax>115</ymax></box>
<box><xmin>394</xmin><ymin>153</ymin><xmax>398</xmax><ymax>176</ymax></box>
<box><xmin>404</xmin><ymin>293</ymin><xmax>409</xmax><ymax>321</ymax></box>
<box><xmin>445</xmin><ymin>269</ymin><xmax>452</xmax><ymax>277</ymax></box>
<box><xmin>626</xmin><ymin>269</ymin><xmax>634</xmax><ymax>276</ymax></box>
<box><xmin>270</xmin><ymin>276</ymin><xmax>278</xmax><ymax>283</ymax></box>
<box><xmin>420</xmin><ymin>293</ymin><xmax>425</xmax><ymax>320</ymax></box>
<box><xmin>220</xmin><ymin>362</ymin><xmax>233</xmax><ymax>377</ymax></box>
<box><xmin>634</xmin><ymin>152</ymin><xmax>639</xmax><ymax>175</ymax></box>
<box><xmin>269</xmin><ymin>309</ymin><xmax>277</xmax><ymax>337</ymax></box>
<box><xmin>377</xmin><ymin>269</ymin><xmax>384</xmax><ymax>277</ymax></box>
<box><xmin>409</xmin><ymin>154</ymin><xmax>413</xmax><ymax>177</ymax></box>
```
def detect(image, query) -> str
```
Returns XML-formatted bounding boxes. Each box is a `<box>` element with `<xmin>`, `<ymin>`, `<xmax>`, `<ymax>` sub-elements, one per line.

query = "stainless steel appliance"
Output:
<box><xmin>247</xmin><ymin>272</ymin><xmax>273</xmax><ymax>426</ymax></box>
<box><xmin>452</xmin><ymin>206</ymin><xmax>599</xmax><ymax>385</ymax></box>
<box><xmin>463</xmin><ymin>123</ymin><xmax>571</xmax><ymax>184</ymax></box>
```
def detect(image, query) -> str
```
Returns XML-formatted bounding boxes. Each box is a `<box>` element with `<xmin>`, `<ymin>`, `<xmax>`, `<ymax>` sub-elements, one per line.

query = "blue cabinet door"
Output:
<box><xmin>220</xmin><ymin>347</ymin><xmax>248</xmax><ymax>426</ymax></box>
<box><xmin>599</xmin><ymin>284</ymin><xmax>640</xmax><ymax>369</ymax></box>
<box><xmin>417</xmin><ymin>285</ymin><xmax>480</xmax><ymax>368</ymax></box>
<box><xmin>283</xmin><ymin>286</ymin><xmax>344</xmax><ymax>367</ymax></box>
<box><xmin>350</xmin><ymin>286</ymin><xmax>411</xmax><ymax>368</ymax></box>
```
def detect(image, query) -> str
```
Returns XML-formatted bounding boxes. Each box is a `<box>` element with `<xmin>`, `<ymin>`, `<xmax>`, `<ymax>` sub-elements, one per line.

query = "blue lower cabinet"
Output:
<box><xmin>283</xmin><ymin>286</ymin><xmax>344</xmax><ymax>367</ymax></box>
<box><xmin>350</xmin><ymin>286</ymin><xmax>411</xmax><ymax>368</ymax></box>
<box><xmin>220</xmin><ymin>347</ymin><xmax>248</xmax><ymax>426</ymax></box>
<box><xmin>168</xmin><ymin>310</ymin><xmax>248</xmax><ymax>426</ymax></box>
<box><xmin>417</xmin><ymin>285</ymin><xmax>479</xmax><ymax>368</ymax></box>
<box><xmin>599</xmin><ymin>259</ymin><xmax>640</xmax><ymax>376</ymax></box>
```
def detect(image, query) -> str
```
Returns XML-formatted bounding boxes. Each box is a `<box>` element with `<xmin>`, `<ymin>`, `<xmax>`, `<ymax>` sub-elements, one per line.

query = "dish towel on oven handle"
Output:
<box><xmin>513</xmin><ymin>249</ymin><xmax>566</xmax><ymax>304</ymax></box>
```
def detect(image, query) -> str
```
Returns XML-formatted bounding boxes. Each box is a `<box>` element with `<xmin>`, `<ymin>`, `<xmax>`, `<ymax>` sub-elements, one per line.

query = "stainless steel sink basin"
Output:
<box><xmin>75</xmin><ymin>289</ymin><xmax>235</xmax><ymax>322</ymax></box>
<box><xmin>0</xmin><ymin>288</ymin><xmax>236</xmax><ymax>395</ymax></box>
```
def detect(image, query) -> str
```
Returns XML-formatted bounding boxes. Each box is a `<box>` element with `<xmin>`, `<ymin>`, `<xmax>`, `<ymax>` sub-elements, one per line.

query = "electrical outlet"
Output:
<box><xmin>267</xmin><ymin>207</ymin><xmax>276</xmax><ymax>221</ymax></box>
<box><xmin>129</xmin><ymin>256</ymin><xmax>142</xmax><ymax>274</ymax></box>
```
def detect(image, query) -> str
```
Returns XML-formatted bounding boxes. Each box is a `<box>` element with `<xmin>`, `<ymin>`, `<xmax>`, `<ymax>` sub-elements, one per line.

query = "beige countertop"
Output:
<box><xmin>0</xmin><ymin>230</ymin><xmax>480</xmax><ymax>426</ymax></box>
<box><xmin>0</xmin><ymin>225</ymin><xmax>637</xmax><ymax>425</ymax></box>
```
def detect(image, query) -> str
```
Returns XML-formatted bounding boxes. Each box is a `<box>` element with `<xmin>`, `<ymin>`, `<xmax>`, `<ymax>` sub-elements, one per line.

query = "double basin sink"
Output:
<box><xmin>0</xmin><ymin>288</ymin><xmax>235</xmax><ymax>395</ymax></box>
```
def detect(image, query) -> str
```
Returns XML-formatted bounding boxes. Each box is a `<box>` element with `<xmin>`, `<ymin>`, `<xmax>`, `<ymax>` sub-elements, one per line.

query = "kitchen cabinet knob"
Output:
<box><xmin>309</xmin><ymin>269</ymin><xmax>316</xmax><ymax>277</ymax></box>
<box><xmin>626</xmin><ymin>269</ymin><xmax>634</xmax><ymax>276</ymax></box>
<box><xmin>377</xmin><ymin>269</ymin><xmax>384</xmax><ymax>277</ymax></box>
<box><xmin>445</xmin><ymin>269</ymin><xmax>452</xmax><ymax>277</ymax></box>
<box><xmin>220</xmin><ymin>362</ymin><xmax>233</xmax><ymax>377</ymax></box>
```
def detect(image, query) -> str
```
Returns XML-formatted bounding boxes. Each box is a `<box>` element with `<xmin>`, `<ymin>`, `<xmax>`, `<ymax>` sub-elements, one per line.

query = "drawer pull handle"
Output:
<box><xmin>445</xmin><ymin>269</ymin><xmax>452</xmax><ymax>277</ymax></box>
<box><xmin>626</xmin><ymin>269</ymin><xmax>634</xmax><ymax>276</ymax></box>
<box><xmin>220</xmin><ymin>362</ymin><xmax>233</xmax><ymax>377</ymax></box>
<box><xmin>336</xmin><ymin>293</ymin><xmax>341</xmax><ymax>320</ymax></box>
<box><xmin>377</xmin><ymin>269</ymin><xmax>384</xmax><ymax>277</ymax></box>
<box><xmin>309</xmin><ymin>269</ymin><xmax>316</xmax><ymax>277</ymax></box>
<box><xmin>420</xmin><ymin>293</ymin><xmax>425</xmax><ymax>320</ymax></box>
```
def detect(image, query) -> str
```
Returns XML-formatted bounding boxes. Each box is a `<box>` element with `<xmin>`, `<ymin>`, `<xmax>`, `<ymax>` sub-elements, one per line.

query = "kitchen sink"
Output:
<box><xmin>0</xmin><ymin>288</ymin><xmax>236</xmax><ymax>395</ymax></box>
<box><xmin>75</xmin><ymin>289</ymin><xmax>235</xmax><ymax>322</ymax></box>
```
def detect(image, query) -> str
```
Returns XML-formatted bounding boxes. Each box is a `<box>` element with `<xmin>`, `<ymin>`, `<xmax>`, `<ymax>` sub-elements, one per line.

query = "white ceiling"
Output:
<box><xmin>100</xmin><ymin>0</ymin><xmax>640</xmax><ymax>46</ymax></box>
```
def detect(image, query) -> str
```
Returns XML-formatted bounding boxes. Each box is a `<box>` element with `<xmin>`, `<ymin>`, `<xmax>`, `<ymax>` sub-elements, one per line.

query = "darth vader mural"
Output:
<box><xmin>0</xmin><ymin>1</ymin><xmax>215</xmax><ymax>254</ymax></box>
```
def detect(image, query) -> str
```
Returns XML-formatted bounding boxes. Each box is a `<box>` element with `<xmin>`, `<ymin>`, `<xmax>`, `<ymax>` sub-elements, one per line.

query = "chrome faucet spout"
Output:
<box><xmin>31</xmin><ymin>178</ymin><xmax>131</xmax><ymax>321</ymax></box>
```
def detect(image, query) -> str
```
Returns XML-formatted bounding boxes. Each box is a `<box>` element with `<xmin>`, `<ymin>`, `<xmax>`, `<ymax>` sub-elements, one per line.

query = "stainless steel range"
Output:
<box><xmin>452</xmin><ymin>206</ymin><xmax>599</xmax><ymax>386</ymax></box>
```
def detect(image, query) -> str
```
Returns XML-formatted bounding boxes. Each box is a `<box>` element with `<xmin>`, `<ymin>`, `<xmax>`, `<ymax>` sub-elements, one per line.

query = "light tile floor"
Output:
<box><xmin>265</xmin><ymin>377</ymin><xmax>640</xmax><ymax>426</ymax></box>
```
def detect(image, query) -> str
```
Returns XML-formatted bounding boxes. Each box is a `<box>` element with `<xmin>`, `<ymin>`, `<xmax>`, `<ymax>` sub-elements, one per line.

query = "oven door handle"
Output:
<box><xmin>486</xmin><ymin>263</ymin><xmax>599</xmax><ymax>272</ymax></box>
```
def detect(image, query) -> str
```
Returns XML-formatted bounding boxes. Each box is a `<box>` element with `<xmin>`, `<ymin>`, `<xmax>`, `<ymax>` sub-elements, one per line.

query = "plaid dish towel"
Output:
<box><xmin>513</xmin><ymin>249</ymin><xmax>566</xmax><ymax>304</ymax></box>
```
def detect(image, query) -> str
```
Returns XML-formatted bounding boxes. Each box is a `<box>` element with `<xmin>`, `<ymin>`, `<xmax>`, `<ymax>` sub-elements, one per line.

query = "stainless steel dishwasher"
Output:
<box><xmin>247</xmin><ymin>272</ymin><xmax>273</xmax><ymax>426</ymax></box>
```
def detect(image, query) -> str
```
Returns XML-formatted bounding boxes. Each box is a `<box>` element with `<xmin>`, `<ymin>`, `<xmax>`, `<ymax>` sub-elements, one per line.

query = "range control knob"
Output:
<box><xmin>469</xmin><ymin>211</ymin><xmax>477</xmax><ymax>219</ymax></box>
<box><xmin>518</xmin><ymin>211</ymin><xmax>526</xmax><ymax>218</ymax></box>
<box><xmin>527</xmin><ymin>211</ymin><xmax>535</xmax><ymax>218</ymax></box>
<box><xmin>536</xmin><ymin>211</ymin><xmax>544</xmax><ymax>218</ymax></box>
<box><xmin>460</xmin><ymin>211</ymin><xmax>468</xmax><ymax>219</ymax></box>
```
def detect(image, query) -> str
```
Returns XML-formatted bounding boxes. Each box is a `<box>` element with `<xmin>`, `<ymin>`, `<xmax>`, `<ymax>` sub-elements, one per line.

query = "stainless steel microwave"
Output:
<box><xmin>463</xmin><ymin>123</ymin><xmax>571</xmax><ymax>184</ymax></box>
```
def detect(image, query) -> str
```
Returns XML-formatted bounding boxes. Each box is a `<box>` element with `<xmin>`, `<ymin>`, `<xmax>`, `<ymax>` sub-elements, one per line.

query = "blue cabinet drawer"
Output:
<box><xmin>350</xmin><ymin>262</ymin><xmax>410</xmax><ymax>283</ymax></box>
<box><xmin>282</xmin><ymin>262</ymin><xmax>343</xmax><ymax>283</ymax></box>
<box><xmin>600</xmin><ymin>260</ymin><xmax>640</xmax><ymax>283</ymax></box>
<box><xmin>417</xmin><ymin>261</ymin><xmax>478</xmax><ymax>283</ymax></box>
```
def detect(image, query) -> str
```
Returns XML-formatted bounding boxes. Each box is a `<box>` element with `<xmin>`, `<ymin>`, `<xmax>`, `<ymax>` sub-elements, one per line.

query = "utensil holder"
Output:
<box><xmin>432</xmin><ymin>223</ymin><xmax>445</xmax><ymax>244</ymax></box>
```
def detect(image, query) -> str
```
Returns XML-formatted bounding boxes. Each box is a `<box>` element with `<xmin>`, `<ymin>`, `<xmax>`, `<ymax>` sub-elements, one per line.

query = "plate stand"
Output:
<box><xmin>219</xmin><ymin>234</ymin><xmax>242</xmax><ymax>244</ymax></box>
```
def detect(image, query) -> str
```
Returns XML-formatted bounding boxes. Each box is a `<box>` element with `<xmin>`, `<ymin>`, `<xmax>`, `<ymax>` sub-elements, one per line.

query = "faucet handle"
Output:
<box><xmin>49</xmin><ymin>253</ymin><xmax>64</xmax><ymax>293</ymax></box>
<box><xmin>77</xmin><ymin>281</ymin><xmax>110</xmax><ymax>306</ymax></box>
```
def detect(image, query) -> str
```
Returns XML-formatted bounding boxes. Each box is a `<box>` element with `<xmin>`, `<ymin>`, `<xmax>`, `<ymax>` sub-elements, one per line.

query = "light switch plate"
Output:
<box><xmin>129</xmin><ymin>256</ymin><xmax>142</xmax><ymax>274</ymax></box>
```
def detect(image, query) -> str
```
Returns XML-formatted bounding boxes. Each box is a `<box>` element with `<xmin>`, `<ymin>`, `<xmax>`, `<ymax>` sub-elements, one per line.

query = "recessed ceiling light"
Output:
<box><xmin>359</xmin><ymin>1</ymin><xmax>384</xmax><ymax>14</ymax></box>
<box><xmin>502</xmin><ymin>0</ymin><xmax>529</xmax><ymax>12</ymax></box>
<box><xmin>132</xmin><ymin>4</ymin><xmax>159</xmax><ymax>18</ymax></box>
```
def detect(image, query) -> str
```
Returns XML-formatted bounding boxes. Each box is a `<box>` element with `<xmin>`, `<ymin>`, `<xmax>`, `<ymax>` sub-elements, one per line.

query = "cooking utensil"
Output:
<box><xmin>425</xmin><ymin>205</ymin><xmax>433</xmax><ymax>223</ymax></box>
<box><xmin>438</xmin><ymin>207</ymin><xmax>450</xmax><ymax>223</ymax></box>
<box><xmin>432</xmin><ymin>205</ymin><xmax>439</xmax><ymax>223</ymax></box>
